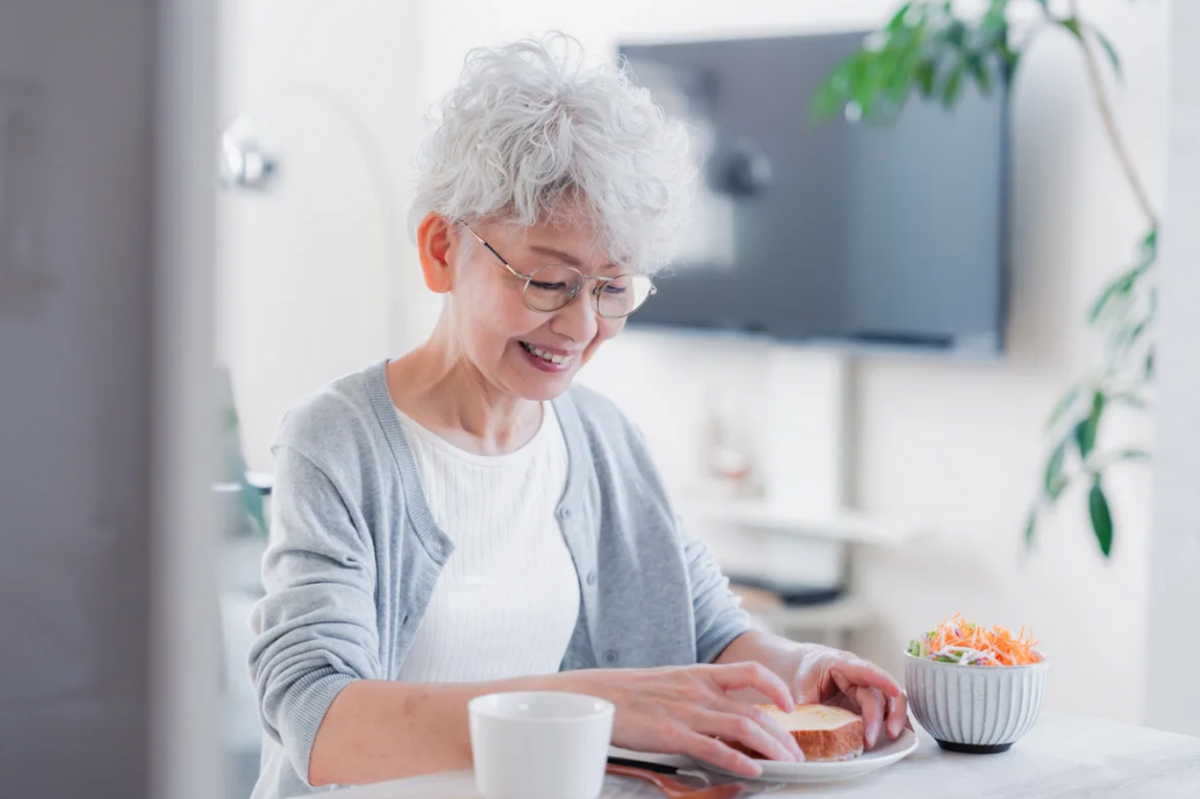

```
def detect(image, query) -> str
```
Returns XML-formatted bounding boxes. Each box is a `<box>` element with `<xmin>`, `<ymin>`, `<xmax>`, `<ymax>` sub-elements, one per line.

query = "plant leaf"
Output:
<box><xmin>1089</xmin><ymin>227</ymin><xmax>1158</xmax><ymax>326</ymax></box>
<box><xmin>999</xmin><ymin>39</ymin><xmax>1020</xmax><ymax>72</ymax></box>
<box><xmin>1111</xmin><ymin>447</ymin><xmax>1152</xmax><ymax>463</ymax></box>
<box><xmin>1141</xmin><ymin>227</ymin><xmax>1158</xmax><ymax>256</ymax></box>
<box><xmin>1024</xmin><ymin>507</ymin><xmax>1038</xmax><ymax>548</ymax></box>
<box><xmin>884</xmin><ymin>43</ymin><xmax>923</xmax><ymax>108</ymax></box>
<box><xmin>943</xmin><ymin>19</ymin><xmax>967</xmax><ymax>49</ymax></box>
<box><xmin>1088</xmin><ymin>267</ymin><xmax>1139</xmax><ymax>324</ymax></box>
<box><xmin>1059</xmin><ymin>17</ymin><xmax>1084</xmax><ymax>44</ymax></box>
<box><xmin>967</xmin><ymin>53</ymin><xmax>992</xmax><ymax>93</ymax></box>
<box><xmin>887</xmin><ymin>1</ymin><xmax>915</xmax><ymax>33</ymax></box>
<box><xmin>942</xmin><ymin>61</ymin><xmax>965</xmax><ymax>108</ymax></box>
<box><xmin>850</xmin><ymin>54</ymin><xmax>878</xmax><ymax>117</ymax></box>
<box><xmin>811</xmin><ymin>58</ymin><xmax>860</xmax><ymax>120</ymax></box>
<box><xmin>1088</xmin><ymin>478</ymin><xmax>1114</xmax><ymax>557</ymax></box>
<box><xmin>1046</xmin><ymin>383</ymin><xmax>1082</xmax><ymax>432</ymax></box>
<box><xmin>1074</xmin><ymin>390</ymin><xmax>1106</xmax><ymax>460</ymax></box>
<box><xmin>1095</xmin><ymin>29</ymin><xmax>1123</xmax><ymax>81</ymax></box>
<box><xmin>982</xmin><ymin>0</ymin><xmax>1009</xmax><ymax>31</ymax></box>
<box><xmin>1044</xmin><ymin>438</ymin><xmax>1069</xmax><ymax>500</ymax></box>
<box><xmin>1108</xmin><ymin>392</ymin><xmax>1148</xmax><ymax>411</ymax></box>
<box><xmin>915</xmin><ymin>60</ymin><xmax>936</xmax><ymax>96</ymax></box>
<box><xmin>1113</xmin><ymin>317</ymin><xmax>1150</xmax><ymax>354</ymax></box>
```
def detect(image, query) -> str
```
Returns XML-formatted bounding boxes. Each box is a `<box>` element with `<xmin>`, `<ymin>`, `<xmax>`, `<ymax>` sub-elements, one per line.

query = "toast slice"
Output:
<box><xmin>732</xmin><ymin>704</ymin><xmax>865</xmax><ymax>762</ymax></box>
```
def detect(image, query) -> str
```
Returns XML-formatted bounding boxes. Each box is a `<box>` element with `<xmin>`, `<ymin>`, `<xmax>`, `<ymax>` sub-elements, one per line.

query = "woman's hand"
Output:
<box><xmin>565</xmin><ymin>662</ymin><xmax>806</xmax><ymax>777</ymax></box>
<box><xmin>790</xmin><ymin>644</ymin><xmax>910</xmax><ymax>750</ymax></box>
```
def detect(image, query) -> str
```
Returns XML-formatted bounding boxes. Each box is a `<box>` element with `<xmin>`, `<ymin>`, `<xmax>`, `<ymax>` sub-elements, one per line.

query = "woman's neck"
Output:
<box><xmin>386</xmin><ymin>338</ymin><xmax>543</xmax><ymax>457</ymax></box>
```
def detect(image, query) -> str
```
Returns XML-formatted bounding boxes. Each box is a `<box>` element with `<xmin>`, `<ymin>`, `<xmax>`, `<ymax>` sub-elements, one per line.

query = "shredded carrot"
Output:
<box><xmin>908</xmin><ymin>614</ymin><xmax>1041</xmax><ymax>667</ymax></box>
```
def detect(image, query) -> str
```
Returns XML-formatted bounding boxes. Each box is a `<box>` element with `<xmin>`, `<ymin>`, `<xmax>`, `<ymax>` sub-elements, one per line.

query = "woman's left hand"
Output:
<box><xmin>789</xmin><ymin>645</ymin><xmax>910</xmax><ymax>750</ymax></box>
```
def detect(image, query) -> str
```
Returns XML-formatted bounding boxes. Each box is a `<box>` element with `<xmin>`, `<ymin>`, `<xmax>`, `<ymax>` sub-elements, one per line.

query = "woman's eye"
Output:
<box><xmin>530</xmin><ymin>281</ymin><xmax>568</xmax><ymax>292</ymax></box>
<box><xmin>603</xmin><ymin>284</ymin><xmax>627</xmax><ymax>295</ymax></box>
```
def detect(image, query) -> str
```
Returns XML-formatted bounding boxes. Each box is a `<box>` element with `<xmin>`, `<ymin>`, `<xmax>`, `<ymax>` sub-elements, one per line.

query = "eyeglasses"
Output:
<box><xmin>464</xmin><ymin>227</ymin><xmax>657</xmax><ymax>319</ymax></box>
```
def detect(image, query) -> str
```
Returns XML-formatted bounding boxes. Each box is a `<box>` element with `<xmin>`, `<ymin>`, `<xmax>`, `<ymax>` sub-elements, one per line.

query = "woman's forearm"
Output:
<box><xmin>308</xmin><ymin>671</ymin><xmax>592</xmax><ymax>787</ymax></box>
<box><xmin>714</xmin><ymin>631</ymin><xmax>808</xmax><ymax>697</ymax></box>
<box><xmin>309</xmin><ymin>634</ymin><xmax>814</xmax><ymax>787</ymax></box>
<box><xmin>309</xmin><ymin>657</ymin><xmax>826</xmax><ymax>785</ymax></box>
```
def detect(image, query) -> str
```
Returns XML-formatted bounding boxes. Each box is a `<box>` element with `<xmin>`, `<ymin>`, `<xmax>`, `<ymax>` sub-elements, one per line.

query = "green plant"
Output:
<box><xmin>221</xmin><ymin>403</ymin><xmax>268</xmax><ymax>537</ymax></box>
<box><xmin>812</xmin><ymin>0</ymin><xmax>1158</xmax><ymax>558</ymax></box>
<box><xmin>217</xmin><ymin>367</ymin><xmax>268</xmax><ymax>538</ymax></box>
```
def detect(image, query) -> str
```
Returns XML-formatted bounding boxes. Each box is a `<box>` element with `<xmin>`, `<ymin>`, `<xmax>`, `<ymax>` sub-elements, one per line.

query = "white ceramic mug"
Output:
<box><xmin>468</xmin><ymin>691</ymin><xmax>615</xmax><ymax>799</ymax></box>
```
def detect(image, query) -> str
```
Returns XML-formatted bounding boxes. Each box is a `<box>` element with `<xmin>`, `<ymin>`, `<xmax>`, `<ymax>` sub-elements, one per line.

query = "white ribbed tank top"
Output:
<box><xmin>393</xmin><ymin>403</ymin><xmax>580</xmax><ymax>682</ymax></box>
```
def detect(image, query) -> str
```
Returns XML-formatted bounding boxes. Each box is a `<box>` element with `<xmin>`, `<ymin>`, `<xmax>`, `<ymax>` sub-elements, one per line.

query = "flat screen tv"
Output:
<box><xmin>619</xmin><ymin>31</ymin><xmax>1010</xmax><ymax>356</ymax></box>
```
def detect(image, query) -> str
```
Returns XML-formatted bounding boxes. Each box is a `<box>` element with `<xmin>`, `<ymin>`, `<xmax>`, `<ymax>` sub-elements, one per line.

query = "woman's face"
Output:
<box><xmin>444</xmin><ymin>217</ymin><xmax>629</xmax><ymax>402</ymax></box>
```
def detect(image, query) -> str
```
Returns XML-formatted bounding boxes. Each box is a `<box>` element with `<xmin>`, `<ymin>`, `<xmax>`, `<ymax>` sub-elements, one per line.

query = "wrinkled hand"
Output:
<box><xmin>570</xmin><ymin>662</ymin><xmax>806</xmax><ymax>777</ymax></box>
<box><xmin>791</xmin><ymin>645</ymin><xmax>910</xmax><ymax>750</ymax></box>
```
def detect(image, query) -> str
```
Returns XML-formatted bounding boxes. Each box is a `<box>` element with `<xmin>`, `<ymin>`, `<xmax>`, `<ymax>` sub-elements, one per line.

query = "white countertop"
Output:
<box><xmin>309</xmin><ymin>713</ymin><xmax>1200</xmax><ymax>799</ymax></box>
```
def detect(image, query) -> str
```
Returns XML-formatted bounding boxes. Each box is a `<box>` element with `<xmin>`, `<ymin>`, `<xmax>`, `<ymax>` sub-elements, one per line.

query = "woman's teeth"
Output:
<box><xmin>521</xmin><ymin>341</ymin><xmax>572</xmax><ymax>365</ymax></box>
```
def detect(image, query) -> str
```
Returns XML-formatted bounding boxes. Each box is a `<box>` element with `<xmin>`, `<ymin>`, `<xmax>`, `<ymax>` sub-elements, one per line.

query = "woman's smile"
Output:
<box><xmin>518</xmin><ymin>340</ymin><xmax>580</xmax><ymax>372</ymax></box>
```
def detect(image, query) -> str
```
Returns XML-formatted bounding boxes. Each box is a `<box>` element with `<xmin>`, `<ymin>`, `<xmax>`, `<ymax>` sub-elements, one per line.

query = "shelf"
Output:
<box><xmin>679</xmin><ymin>496</ymin><xmax>926</xmax><ymax>547</ymax></box>
<box><xmin>749</xmin><ymin>594</ymin><xmax>877</xmax><ymax>635</ymax></box>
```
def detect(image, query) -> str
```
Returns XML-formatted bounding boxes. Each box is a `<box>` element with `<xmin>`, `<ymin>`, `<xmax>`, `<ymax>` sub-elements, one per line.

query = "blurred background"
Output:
<box><xmin>3</xmin><ymin>1</ymin><xmax>1199</xmax><ymax>797</ymax></box>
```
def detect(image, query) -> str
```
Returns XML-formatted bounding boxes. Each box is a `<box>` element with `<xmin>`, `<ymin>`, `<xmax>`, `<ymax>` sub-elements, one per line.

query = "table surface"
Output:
<box><xmin>311</xmin><ymin>713</ymin><xmax>1200</xmax><ymax>799</ymax></box>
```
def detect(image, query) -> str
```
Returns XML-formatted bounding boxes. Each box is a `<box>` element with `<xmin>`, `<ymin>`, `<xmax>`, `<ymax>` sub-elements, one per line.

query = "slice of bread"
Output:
<box><xmin>731</xmin><ymin>704</ymin><xmax>865</xmax><ymax>762</ymax></box>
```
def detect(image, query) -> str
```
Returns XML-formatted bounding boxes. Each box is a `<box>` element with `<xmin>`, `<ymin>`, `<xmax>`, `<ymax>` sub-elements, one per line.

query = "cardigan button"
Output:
<box><xmin>586</xmin><ymin>571</ymin><xmax>597</xmax><ymax>586</ymax></box>
<box><xmin>558</xmin><ymin>507</ymin><xmax>572</xmax><ymax>519</ymax></box>
<box><xmin>604</xmin><ymin>649</ymin><xmax>619</xmax><ymax>664</ymax></box>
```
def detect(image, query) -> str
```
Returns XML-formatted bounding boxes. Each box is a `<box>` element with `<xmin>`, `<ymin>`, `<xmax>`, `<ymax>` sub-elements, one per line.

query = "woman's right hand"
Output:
<box><xmin>565</xmin><ymin>662</ymin><xmax>804</xmax><ymax>777</ymax></box>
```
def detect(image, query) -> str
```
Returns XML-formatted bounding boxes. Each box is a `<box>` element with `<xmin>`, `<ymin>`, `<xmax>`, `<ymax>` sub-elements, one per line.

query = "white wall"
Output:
<box><xmin>1146</xmin><ymin>0</ymin><xmax>1200</xmax><ymax>736</ymax></box>
<box><xmin>215</xmin><ymin>0</ymin><xmax>424</xmax><ymax>471</ymax></box>
<box><xmin>410</xmin><ymin>0</ymin><xmax>1167</xmax><ymax>724</ymax></box>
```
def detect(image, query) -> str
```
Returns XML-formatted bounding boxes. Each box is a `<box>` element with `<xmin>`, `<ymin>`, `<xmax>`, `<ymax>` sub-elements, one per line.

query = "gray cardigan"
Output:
<box><xmin>248</xmin><ymin>361</ymin><xmax>753</xmax><ymax>798</ymax></box>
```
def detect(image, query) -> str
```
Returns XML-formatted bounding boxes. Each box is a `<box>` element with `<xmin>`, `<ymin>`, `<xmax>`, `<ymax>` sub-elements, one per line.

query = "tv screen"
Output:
<box><xmin>620</xmin><ymin>32</ymin><xmax>1010</xmax><ymax>356</ymax></box>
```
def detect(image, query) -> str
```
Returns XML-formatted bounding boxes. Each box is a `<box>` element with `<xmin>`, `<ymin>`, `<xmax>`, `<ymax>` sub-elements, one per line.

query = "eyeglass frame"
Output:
<box><xmin>462</xmin><ymin>225</ymin><xmax>657</xmax><ymax>319</ymax></box>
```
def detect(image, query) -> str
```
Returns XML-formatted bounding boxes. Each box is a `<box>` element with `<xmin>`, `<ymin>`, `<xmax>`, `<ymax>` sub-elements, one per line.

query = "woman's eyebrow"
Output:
<box><xmin>526</xmin><ymin>243</ymin><xmax>618</xmax><ymax>271</ymax></box>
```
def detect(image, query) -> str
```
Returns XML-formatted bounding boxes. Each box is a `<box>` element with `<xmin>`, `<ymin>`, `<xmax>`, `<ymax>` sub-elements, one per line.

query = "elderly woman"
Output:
<box><xmin>249</xmin><ymin>34</ymin><xmax>907</xmax><ymax>799</ymax></box>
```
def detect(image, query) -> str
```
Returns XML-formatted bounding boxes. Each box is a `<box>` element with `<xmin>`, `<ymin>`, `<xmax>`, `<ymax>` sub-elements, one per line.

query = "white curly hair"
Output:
<box><xmin>408</xmin><ymin>32</ymin><xmax>696</xmax><ymax>274</ymax></box>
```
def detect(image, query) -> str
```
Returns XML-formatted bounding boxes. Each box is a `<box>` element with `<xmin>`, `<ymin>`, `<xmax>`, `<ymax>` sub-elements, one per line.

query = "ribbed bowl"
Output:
<box><xmin>904</xmin><ymin>651</ymin><xmax>1049</xmax><ymax>754</ymax></box>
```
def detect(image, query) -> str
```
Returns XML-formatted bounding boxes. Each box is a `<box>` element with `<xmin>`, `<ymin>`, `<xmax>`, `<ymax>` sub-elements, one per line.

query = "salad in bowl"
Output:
<box><xmin>904</xmin><ymin>614</ymin><xmax>1048</xmax><ymax>753</ymax></box>
<box><xmin>907</xmin><ymin>613</ymin><xmax>1043</xmax><ymax>667</ymax></box>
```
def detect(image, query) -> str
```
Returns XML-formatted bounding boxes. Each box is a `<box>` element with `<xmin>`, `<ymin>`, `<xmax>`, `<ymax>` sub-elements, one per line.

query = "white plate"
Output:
<box><xmin>695</xmin><ymin>728</ymin><xmax>920</xmax><ymax>784</ymax></box>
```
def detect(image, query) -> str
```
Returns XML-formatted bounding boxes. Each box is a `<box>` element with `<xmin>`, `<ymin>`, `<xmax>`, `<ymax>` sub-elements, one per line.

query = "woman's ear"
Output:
<box><xmin>416</xmin><ymin>213</ymin><xmax>456</xmax><ymax>294</ymax></box>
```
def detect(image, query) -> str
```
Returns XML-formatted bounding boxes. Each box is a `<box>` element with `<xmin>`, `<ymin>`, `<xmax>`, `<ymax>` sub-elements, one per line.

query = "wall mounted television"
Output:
<box><xmin>620</xmin><ymin>31</ymin><xmax>1010</xmax><ymax>357</ymax></box>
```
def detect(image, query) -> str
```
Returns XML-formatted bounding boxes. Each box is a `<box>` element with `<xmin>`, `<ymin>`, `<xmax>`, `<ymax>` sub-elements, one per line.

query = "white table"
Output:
<box><xmin>313</xmin><ymin>713</ymin><xmax>1200</xmax><ymax>799</ymax></box>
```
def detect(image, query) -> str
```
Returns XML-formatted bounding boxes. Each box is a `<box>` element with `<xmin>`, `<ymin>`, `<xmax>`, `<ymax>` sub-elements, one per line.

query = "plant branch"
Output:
<box><xmin>1069</xmin><ymin>0</ymin><xmax>1159</xmax><ymax>229</ymax></box>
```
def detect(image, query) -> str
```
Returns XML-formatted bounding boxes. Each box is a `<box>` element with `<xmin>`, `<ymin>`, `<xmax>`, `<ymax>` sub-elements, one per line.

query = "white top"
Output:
<box><xmin>392</xmin><ymin>402</ymin><xmax>580</xmax><ymax>683</ymax></box>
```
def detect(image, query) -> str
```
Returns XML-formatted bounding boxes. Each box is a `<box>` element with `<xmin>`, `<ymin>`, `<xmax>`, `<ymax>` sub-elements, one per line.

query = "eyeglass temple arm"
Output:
<box><xmin>464</xmin><ymin>225</ymin><xmax>531</xmax><ymax>280</ymax></box>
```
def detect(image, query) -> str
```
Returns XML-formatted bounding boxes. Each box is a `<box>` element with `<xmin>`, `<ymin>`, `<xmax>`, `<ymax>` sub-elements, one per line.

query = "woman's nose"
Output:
<box><xmin>551</xmin><ymin>284</ymin><xmax>600</xmax><ymax>342</ymax></box>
